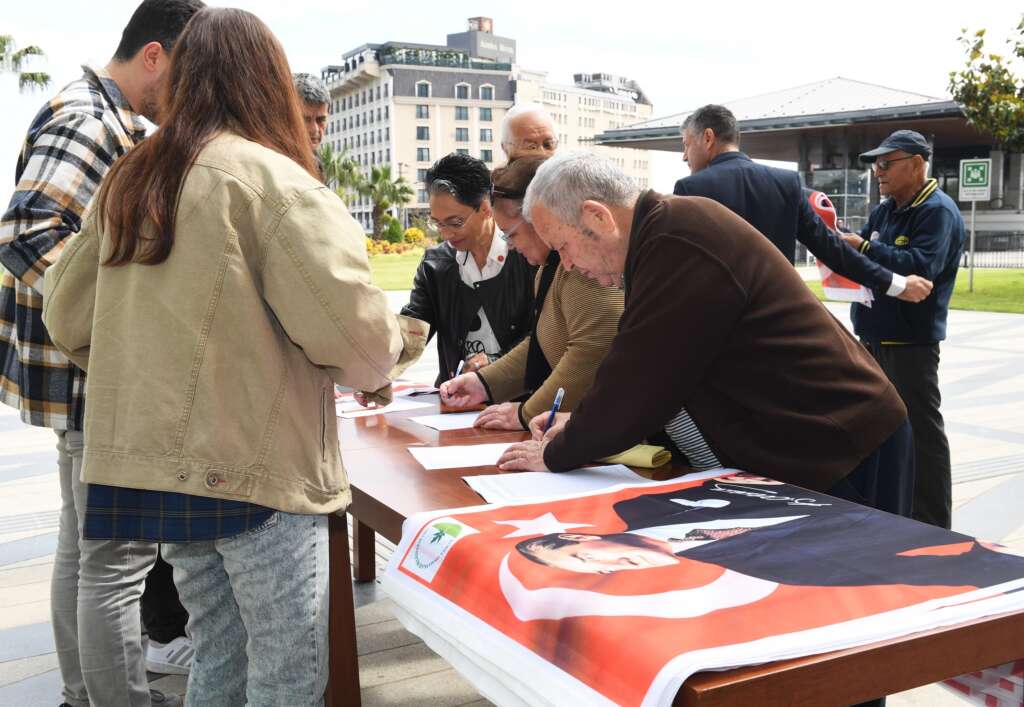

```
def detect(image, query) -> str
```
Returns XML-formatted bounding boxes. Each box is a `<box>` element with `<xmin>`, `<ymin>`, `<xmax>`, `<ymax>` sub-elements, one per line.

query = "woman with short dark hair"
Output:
<box><xmin>401</xmin><ymin>152</ymin><xmax>535</xmax><ymax>384</ymax></box>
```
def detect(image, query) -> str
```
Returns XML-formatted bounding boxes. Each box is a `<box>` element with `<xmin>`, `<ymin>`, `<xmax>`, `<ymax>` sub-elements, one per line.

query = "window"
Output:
<box><xmin>416</xmin><ymin>81</ymin><xmax>430</xmax><ymax>98</ymax></box>
<box><xmin>455</xmin><ymin>106</ymin><xmax>469</xmax><ymax>120</ymax></box>
<box><xmin>416</xmin><ymin>147</ymin><xmax>430</xmax><ymax>162</ymax></box>
<box><xmin>416</xmin><ymin>105</ymin><xmax>429</xmax><ymax>119</ymax></box>
<box><xmin>456</xmin><ymin>148</ymin><xmax>470</xmax><ymax>156</ymax></box>
<box><xmin>384</xmin><ymin>106</ymin><xmax>389</xmax><ymax>119</ymax></box>
<box><xmin>356</xmin><ymin>135</ymin><xmax>361</xmax><ymax>147</ymax></box>
<box><xmin>416</xmin><ymin>126</ymin><xmax>429</xmax><ymax>140</ymax></box>
<box><xmin>342</xmin><ymin>118</ymin><xmax>347</xmax><ymax>130</ymax></box>
<box><xmin>377</xmin><ymin>129</ymin><xmax>382</xmax><ymax>142</ymax></box>
<box><xmin>385</xmin><ymin>127</ymin><xmax>390</xmax><ymax>140</ymax></box>
<box><xmin>417</xmin><ymin>168</ymin><xmax>428</xmax><ymax>182</ymax></box>
<box><xmin>480</xmin><ymin>85</ymin><xmax>494</xmax><ymax>100</ymax></box>
<box><xmin>384</xmin><ymin>84</ymin><xmax>389</xmax><ymax>97</ymax></box>
<box><xmin>480</xmin><ymin>129</ymin><xmax>493</xmax><ymax>142</ymax></box>
<box><xmin>375</xmin><ymin>86</ymin><xmax>381</xmax><ymax>100</ymax></box>
<box><xmin>418</xmin><ymin>189</ymin><xmax>429</xmax><ymax>203</ymax></box>
<box><xmin>385</xmin><ymin>149</ymin><xmax>390</xmax><ymax>162</ymax></box>
<box><xmin>481</xmin><ymin>149</ymin><xmax>493</xmax><ymax>163</ymax></box>
<box><xmin>479</xmin><ymin>107</ymin><xmax>492</xmax><ymax>121</ymax></box>
<box><xmin>455</xmin><ymin>83</ymin><xmax>470</xmax><ymax>99</ymax></box>
<box><xmin>455</xmin><ymin>127</ymin><xmax>469</xmax><ymax>142</ymax></box>
<box><xmin>377</xmin><ymin>108</ymin><xmax>381</xmax><ymax>122</ymax></box>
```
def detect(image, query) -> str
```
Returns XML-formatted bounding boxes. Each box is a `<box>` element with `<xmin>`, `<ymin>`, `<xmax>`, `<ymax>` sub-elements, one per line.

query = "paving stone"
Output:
<box><xmin>0</xmin><ymin>651</ymin><xmax>58</xmax><ymax>687</ymax></box>
<box><xmin>361</xmin><ymin>666</ymin><xmax>484</xmax><ymax>707</ymax></box>
<box><xmin>359</xmin><ymin>641</ymin><xmax>454</xmax><ymax>689</ymax></box>
<box><xmin>357</xmin><ymin>617</ymin><xmax>422</xmax><ymax>656</ymax></box>
<box><xmin>356</xmin><ymin>596</ymin><xmax>399</xmax><ymax>627</ymax></box>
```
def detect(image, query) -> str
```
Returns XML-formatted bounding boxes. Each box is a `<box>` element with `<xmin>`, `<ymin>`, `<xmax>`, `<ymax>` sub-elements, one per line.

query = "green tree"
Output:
<box><xmin>949</xmin><ymin>15</ymin><xmax>1024</xmax><ymax>152</ymax></box>
<box><xmin>358</xmin><ymin>165</ymin><xmax>414</xmax><ymax>240</ymax></box>
<box><xmin>318</xmin><ymin>143</ymin><xmax>362</xmax><ymax>205</ymax></box>
<box><xmin>0</xmin><ymin>34</ymin><xmax>50</xmax><ymax>90</ymax></box>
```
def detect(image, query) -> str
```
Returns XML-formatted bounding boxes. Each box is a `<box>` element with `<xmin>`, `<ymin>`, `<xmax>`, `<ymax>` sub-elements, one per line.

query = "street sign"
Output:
<box><xmin>959</xmin><ymin>158</ymin><xmax>992</xmax><ymax>201</ymax></box>
<box><xmin>959</xmin><ymin>158</ymin><xmax>992</xmax><ymax>292</ymax></box>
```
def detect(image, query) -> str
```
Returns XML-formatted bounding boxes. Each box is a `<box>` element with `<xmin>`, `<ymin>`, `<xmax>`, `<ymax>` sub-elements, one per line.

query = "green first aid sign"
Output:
<box><xmin>959</xmin><ymin>158</ymin><xmax>991</xmax><ymax>201</ymax></box>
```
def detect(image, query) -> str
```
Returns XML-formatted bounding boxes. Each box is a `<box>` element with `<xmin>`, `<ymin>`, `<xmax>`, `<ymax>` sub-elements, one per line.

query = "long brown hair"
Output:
<box><xmin>98</xmin><ymin>7</ymin><xmax>318</xmax><ymax>265</ymax></box>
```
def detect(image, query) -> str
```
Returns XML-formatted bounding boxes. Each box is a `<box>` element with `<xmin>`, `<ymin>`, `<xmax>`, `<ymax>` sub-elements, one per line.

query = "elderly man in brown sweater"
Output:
<box><xmin>497</xmin><ymin>151</ymin><xmax>914</xmax><ymax>515</ymax></box>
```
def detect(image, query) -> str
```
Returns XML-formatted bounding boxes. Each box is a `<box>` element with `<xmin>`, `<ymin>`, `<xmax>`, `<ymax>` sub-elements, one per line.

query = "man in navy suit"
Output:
<box><xmin>673</xmin><ymin>104</ymin><xmax>932</xmax><ymax>303</ymax></box>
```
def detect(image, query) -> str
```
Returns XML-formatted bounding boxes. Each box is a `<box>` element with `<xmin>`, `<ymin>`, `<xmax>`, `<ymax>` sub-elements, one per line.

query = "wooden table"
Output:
<box><xmin>325</xmin><ymin>396</ymin><xmax>1024</xmax><ymax>707</ymax></box>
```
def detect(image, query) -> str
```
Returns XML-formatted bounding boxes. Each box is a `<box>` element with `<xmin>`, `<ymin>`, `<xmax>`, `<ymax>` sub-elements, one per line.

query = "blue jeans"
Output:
<box><xmin>163</xmin><ymin>512</ymin><xmax>329</xmax><ymax>707</ymax></box>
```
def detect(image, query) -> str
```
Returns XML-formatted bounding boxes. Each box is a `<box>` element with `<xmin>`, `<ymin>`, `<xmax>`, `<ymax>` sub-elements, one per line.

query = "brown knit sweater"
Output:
<box><xmin>544</xmin><ymin>191</ymin><xmax>907</xmax><ymax>491</ymax></box>
<box><xmin>477</xmin><ymin>265</ymin><xmax>624</xmax><ymax>427</ymax></box>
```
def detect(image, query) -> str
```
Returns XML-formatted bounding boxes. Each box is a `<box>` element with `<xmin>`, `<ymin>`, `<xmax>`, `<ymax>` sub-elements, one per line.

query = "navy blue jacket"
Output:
<box><xmin>852</xmin><ymin>179</ymin><xmax>965</xmax><ymax>343</ymax></box>
<box><xmin>674</xmin><ymin>152</ymin><xmax>895</xmax><ymax>291</ymax></box>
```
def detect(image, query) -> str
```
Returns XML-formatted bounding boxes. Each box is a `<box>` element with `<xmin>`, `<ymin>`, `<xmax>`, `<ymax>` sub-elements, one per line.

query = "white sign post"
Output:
<box><xmin>959</xmin><ymin>158</ymin><xmax>992</xmax><ymax>292</ymax></box>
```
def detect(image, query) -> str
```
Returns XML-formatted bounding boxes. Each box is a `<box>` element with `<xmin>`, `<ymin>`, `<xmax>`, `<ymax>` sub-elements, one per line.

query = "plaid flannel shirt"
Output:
<box><xmin>0</xmin><ymin>65</ymin><xmax>146</xmax><ymax>430</ymax></box>
<box><xmin>84</xmin><ymin>484</ymin><xmax>276</xmax><ymax>543</ymax></box>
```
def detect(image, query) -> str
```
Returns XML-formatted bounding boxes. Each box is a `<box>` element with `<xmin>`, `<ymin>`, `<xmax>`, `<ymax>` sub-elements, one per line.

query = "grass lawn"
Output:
<box><xmin>805</xmin><ymin>268</ymin><xmax>1024</xmax><ymax>314</ymax></box>
<box><xmin>368</xmin><ymin>250</ymin><xmax>424</xmax><ymax>291</ymax></box>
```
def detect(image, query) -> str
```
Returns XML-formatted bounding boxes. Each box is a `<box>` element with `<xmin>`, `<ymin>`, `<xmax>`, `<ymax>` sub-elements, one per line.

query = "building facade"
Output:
<box><xmin>322</xmin><ymin>19</ymin><xmax>655</xmax><ymax>232</ymax></box>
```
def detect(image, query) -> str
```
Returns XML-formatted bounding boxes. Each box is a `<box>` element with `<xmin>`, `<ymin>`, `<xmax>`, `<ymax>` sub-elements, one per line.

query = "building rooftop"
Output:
<box><xmin>596</xmin><ymin>77</ymin><xmax>963</xmax><ymax>153</ymax></box>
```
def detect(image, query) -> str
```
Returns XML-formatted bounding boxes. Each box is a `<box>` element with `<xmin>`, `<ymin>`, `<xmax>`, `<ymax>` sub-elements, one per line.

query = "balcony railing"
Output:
<box><xmin>377</xmin><ymin>51</ymin><xmax>511</xmax><ymax>72</ymax></box>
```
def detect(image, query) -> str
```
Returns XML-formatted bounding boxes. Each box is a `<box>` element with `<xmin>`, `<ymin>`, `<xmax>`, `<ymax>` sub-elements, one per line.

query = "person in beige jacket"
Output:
<box><xmin>42</xmin><ymin>8</ymin><xmax>424</xmax><ymax>706</ymax></box>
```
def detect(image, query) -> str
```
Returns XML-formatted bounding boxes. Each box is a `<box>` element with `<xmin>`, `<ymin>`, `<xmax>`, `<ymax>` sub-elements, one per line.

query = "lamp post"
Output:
<box><xmin>398</xmin><ymin>161</ymin><xmax>410</xmax><ymax>227</ymax></box>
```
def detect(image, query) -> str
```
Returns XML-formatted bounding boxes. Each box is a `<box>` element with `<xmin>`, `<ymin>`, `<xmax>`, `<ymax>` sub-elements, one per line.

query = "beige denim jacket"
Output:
<box><xmin>43</xmin><ymin>133</ymin><xmax>425</xmax><ymax>515</ymax></box>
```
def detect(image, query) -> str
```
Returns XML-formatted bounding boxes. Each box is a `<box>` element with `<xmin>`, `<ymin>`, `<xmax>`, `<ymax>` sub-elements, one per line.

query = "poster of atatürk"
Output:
<box><xmin>384</xmin><ymin>471</ymin><xmax>1024</xmax><ymax>707</ymax></box>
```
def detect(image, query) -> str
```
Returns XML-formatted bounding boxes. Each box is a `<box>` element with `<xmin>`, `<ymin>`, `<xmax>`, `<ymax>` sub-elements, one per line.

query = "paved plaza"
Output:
<box><xmin>1</xmin><ymin>296</ymin><xmax>1022</xmax><ymax>705</ymax></box>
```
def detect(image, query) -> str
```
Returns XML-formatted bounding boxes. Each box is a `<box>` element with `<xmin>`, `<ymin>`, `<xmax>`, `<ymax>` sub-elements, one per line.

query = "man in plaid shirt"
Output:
<box><xmin>0</xmin><ymin>2</ymin><xmax>203</xmax><ymax>705</ymax></box>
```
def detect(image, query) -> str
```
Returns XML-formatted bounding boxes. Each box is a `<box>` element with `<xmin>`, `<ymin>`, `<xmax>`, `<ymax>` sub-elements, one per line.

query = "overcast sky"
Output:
<box><xmin>2</xmin><ymin>0</ymin><xmax>1021</xmax><ymax>194</ymax></box>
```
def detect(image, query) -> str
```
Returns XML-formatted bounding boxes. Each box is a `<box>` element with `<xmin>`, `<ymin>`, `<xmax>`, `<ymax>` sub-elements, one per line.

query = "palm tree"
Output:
<box><xmin>318</xmin><ymin>144</ymin><xmax>362</xmax><ymax>206</ymax></box>
<box><xmin>358</xmin><ymin>165</ymin><xmax>414</xmax><ymax>239</ymax></box>
<box><xmin>1</xmin><ymin>35</ymin><xmax>50</xmax><ymax>91</ymax></box>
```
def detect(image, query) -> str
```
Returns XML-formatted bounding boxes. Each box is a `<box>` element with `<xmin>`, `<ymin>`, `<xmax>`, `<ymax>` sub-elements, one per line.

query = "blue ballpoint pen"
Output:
<box><xmin>443</xmin><ymin>359</ymin><xmax>467</xmax><ymax>403</ymax></box>
<box><xmin>543</xmin><ymin>387</ymin><xmax>565</xmax><ymax>434</ymax></box>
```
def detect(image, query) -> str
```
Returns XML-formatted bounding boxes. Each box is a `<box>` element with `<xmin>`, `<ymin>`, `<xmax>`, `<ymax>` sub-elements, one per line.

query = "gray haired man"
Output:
<box><xmin>496</xmin><ymin>151</ymin><xmax>915</xmax><ymax>522</ymax></box>
<box><xmin>293</xmin><ymin>72</ymin><xmax>329</xmax><ymax>151</ymax></box>
<box><xmin>500</xmin><ymin>103</ymin><xmax>558</xmax><ymax>160</ymax></box>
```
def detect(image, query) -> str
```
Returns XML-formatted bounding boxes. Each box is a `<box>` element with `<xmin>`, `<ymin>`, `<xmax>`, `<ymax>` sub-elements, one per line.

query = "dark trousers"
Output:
<box><xmin>827</xmin><ymin>419</ymin><xmax>915</xmax><ymax>517</ymax></box>
<box><xmin>867</xmin><ymin>342</ymin><xmax>952</xmax><ymax>529</ymax></box>
<box><xmin>141</xmin><ymin>551</ymin><xmax>189</xmax><ymax>644</ymax></box>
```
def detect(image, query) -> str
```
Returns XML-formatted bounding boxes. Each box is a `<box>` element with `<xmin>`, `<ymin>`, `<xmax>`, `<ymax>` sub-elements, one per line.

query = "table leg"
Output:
<box><xmin>326</xmin><ymin>513</ymin><xmax>361</xmax><ymax>707</ymax></box>
<box><xmin>353</xmin><ymin>519</ymin><xmax>376</xmax><ymax>582</ymax></box>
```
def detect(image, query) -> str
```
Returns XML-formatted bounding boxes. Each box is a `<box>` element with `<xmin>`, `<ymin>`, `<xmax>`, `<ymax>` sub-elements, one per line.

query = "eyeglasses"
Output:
<box><xmin>427</xmin><ymin>207</ymin><xmax>479</xmax><ymax>233</ymax></box>
<box><xmin>873</xmin><ymin>155</ymin><xmax>915</xmax><ymax>171</ymax></box>
<box><xmin>507</xmin><ymin>137</ymin><xmax>559</xmax><ymax>153</ymax></box>
<box><xmin>499</xmin><ymin>217</ymin><xmax>527</xmax><ymax>243</ymax></box>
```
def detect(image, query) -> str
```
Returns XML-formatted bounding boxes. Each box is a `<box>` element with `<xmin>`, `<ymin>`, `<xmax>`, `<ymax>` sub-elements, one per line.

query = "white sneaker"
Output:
<box><xmin>145</xmin><ymin>635</ymin><xmax>194</xmax><ymax>675</ymax></box>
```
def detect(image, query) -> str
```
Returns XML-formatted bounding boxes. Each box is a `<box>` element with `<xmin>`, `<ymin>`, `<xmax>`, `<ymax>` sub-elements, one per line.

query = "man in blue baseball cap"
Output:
<box><xmin>840</xmin><ymin>129</ymin><xmax>965</xmax><ymax>530</ymax></box>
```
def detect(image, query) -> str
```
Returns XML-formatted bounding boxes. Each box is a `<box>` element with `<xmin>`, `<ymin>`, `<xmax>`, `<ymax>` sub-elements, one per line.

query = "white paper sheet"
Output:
<box><xmin>408</xmin><ymin>442</ymin><xmax>515</xmax><ymax>470</ymax></box>
<box><xmin>337</xmin><ymin>398</ymin><xmax>433</xmax><ymax>418</ymax></box>
<box><xmin>409</xmin><ymin>412</ymin><xmax>482</xmax><ymax>431</ymax></box>
<box><xmin>464</xmin><ymin>464</ymin><xmax>650</xmax><ymax>503</ymax></box>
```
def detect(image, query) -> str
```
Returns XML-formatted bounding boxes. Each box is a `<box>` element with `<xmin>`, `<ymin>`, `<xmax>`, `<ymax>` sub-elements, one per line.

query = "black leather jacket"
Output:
<box><xmin>401</xmin><ymin>241</ymin><xmax>536</xmax><ymax>385</ymax></box>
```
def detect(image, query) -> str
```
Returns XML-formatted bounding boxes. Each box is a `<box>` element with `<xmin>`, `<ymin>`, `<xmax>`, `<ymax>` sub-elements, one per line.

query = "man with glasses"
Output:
<box><xmin>839</xmin><ymin>130</ymin><xmax>965</xmax><ymax>530</ymax></box>
<box><xmin>500</xmin><ymin>103</ymin><xmax>559</xmax><ymax>161</ymax></box>
<box><xmin>401</xmin><ymin>153</ymin><xmax>535</xmax><ymax>384</ymax></box>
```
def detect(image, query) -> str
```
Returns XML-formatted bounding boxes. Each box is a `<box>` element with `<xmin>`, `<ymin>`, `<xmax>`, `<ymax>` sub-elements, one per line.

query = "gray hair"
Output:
<box><xmin>293</xmin><ymin>72</ymin><xmax>329</xmax><ymax>106</ymax></box>
<box><xmin>523</xmin><ymin>151</ymin><xmax>639</xmax><ymax>226</ymax></box>
<box><xmin>501</xmin><ymin>102</ymin><xmax>555</xmax><ymax>146</ymax></box>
